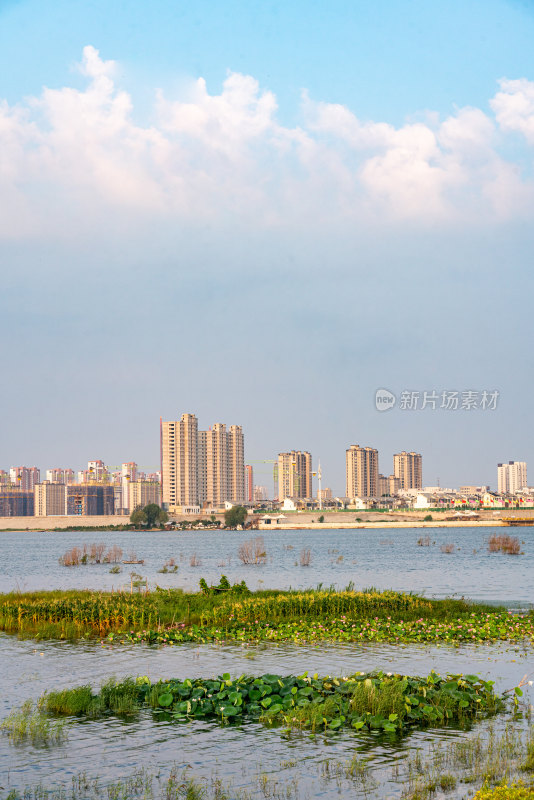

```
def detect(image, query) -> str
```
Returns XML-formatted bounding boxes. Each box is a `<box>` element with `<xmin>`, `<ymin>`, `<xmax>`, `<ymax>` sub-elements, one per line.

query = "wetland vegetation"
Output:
<box><xmin>1</xmin><ymin>583</ymin><xmax>532</xmax><ymax>645</ymax></box>
<box><xmin>40</xmin><ymin>670</ymin><xmax>501</xmax><ymax>734</ymax></box>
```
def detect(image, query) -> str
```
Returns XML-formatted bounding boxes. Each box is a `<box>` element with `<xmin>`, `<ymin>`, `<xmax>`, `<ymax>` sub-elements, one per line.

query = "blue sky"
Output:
<box><xmin>1</xmin><ymin>0</ymin><xmax>534</xmax><ymax>493</ymax></box>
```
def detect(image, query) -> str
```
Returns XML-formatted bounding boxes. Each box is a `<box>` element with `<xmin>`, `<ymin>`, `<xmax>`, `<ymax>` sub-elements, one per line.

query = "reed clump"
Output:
<box><xmin>237</xmin><ymin>536</ymin><xmax>267</xmax><ymax>565</ymax></box>
<box><xmin>59</xmin><ymin>543</ymin><xmax>123</xmax><ymax>566</ymax></box>
<box><xmin>488</xmin><ymin>534</ymin><xmax>521</xmax><ymax>555</ymax></box>
<box><xmin>299</xmin><ymin>548</ymin><xmax>312</xmax><ymax>566</ymax></box>
<box><xmin>417</xmin><ymin>536</ymin><xmax>431</xmax><ymax>546</ymax></box>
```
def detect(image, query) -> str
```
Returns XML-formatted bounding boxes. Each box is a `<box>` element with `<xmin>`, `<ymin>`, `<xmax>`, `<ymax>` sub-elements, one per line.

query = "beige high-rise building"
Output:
<box><xmin>161</xmin><ymin>413</ymin><xmax>199</xmax><ymax>510</ymax></box>
<box><xmin>228</xmin><ymin>425</ymin><xmax>245</xmax><ymax>503</ymax></box>
<box><xmin>162</xmin><ymin>414</ymin><xmax>245</xmax><ymax>510</ymax></box>
<box><xmin>393</xmin><ymin>451</ymin><xmax>422</xmax><ymax>490</ymax></box>
<box><xmin>278</xmin><ymin>451</ymin><xmax>312</xmax><ymax>500</ymax></box>
<box><xmin>498</xmin><ymin>461</ymin><xmax>527</xmax><ymax>494</ymax></box>
<box><xmin>198</xmin><ymin>423</ymin><xmax>245</xmax><ymax>506</ymax></box>
<box><xmin>34</xmin><ymin>482</ymin><xmax>67</xmax><ymax>516</ymax></box>
<box><xmin>203</xmin><ymin>424</ymin><xmax>228</xmax><ymax>506</ymax></box>
<box><xmin>346</xmin><ymin>445</ymin><xmax>379</xmax><ymax>498</ymax></box>
<box><xmin>129</xmin><ymin>481</ymin><xmax>162</xmax><ymax>510</ymax></box>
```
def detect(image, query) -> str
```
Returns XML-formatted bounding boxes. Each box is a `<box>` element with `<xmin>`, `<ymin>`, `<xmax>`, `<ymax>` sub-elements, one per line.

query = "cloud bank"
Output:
<box><xmin>1</xmin><ymin>46</ymin><xmax>534</xmax><ymax>239</ymax></box>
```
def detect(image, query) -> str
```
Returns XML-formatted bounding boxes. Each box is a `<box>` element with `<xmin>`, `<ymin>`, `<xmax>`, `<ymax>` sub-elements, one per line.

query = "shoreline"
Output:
<box><xmin>0</xmin><ymin>519</ymin><xmax>513</xmax><ymax>531</ymax></box>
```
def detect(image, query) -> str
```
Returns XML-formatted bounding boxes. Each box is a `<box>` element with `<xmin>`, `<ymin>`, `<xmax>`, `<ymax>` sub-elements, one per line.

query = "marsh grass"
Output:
<box><xmin>45</xmin><ymin>686</ymin><xmax>95</xmax><ymax>716</ymax></box>
<box><xmin>4</xmin><ymin>767</ymin><xmax>243</xmax><ymax>800</ymax></box>
<box><xmin>349</xmin><ymin>677</ymin><xmax>406</xmax><ymax>718</ymax></box>
<box><xmin>0</xmin><ymin>585</ymin><xmax>508</xmax><ymax>643</ymax></box>
<box><xmin>401</xmin><ymin>722</ymin><xmax>532</xmax><ymax>800</ymax></box>
<box><xmin>44</xmin><ymin>678</ymin><xmax>139</xmax><ymax>719</ymax></box>
<box><xmin>0</xmin><ymin>699</ymin><xmax>68</xmax><ymax>745</ymax></box>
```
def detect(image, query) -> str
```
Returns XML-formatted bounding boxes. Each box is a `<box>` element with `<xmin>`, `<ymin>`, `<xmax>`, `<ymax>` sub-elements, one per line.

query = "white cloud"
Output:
<box><xmin>490</xmin><ymin>78</ymin><xmax>534</xmax><ymax>143</ymax></box>
<box><xmin>0</xmin><ymin>47</ymin><xmax>533</xmax><ymax>240</ymax></box>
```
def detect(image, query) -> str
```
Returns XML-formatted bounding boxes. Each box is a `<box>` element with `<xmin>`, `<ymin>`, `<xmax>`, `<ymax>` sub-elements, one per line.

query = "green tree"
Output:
<box><xmin>224</xmin><ymin>505</ymin><xmax>248</xmax><ymax>528</ymax></box>
<box><xmin>130</xmin><ymin>507</ymin><xmax>146</xmax><ymax>529</ymax></box>
<box><xmin>130</xmin><ymin>504</ymin><xmax>168</xmax><ymax>529</ymax></box>
<box><xmin>144</xmin><ymin>503</ymin><xmax>168</xmax><ymax>528</ymax></box>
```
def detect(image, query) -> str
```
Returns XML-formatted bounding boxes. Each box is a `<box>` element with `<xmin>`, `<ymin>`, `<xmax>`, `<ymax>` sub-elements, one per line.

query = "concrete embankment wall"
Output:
<box><xmin>0</xmin><ymin>515</ymin><xmax>125</xmax><ymax>530</ymax></box>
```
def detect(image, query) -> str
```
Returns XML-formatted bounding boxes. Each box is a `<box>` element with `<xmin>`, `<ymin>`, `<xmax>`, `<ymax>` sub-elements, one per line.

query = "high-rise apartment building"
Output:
<box><xmin>346</xmin><ymin>445</ymin><xmax>379</xmax><ymax>498</ymax></box>
<box><xmin>66</xmin><ymin>485</ymin><xmax>115</xmax><ymax>515</ymax></box>
<box><xmin>121</xmin><ymin>462</ymin><xmax>137</xmax><ymax>512</ymax></box>
<box><xmin>34</xmin><ymin>482</ymin><xmax>67</xmax><ymax>516</ymax></box>
<box><xmin>161</xmin><ymin>414</ymin><xmax>245</xmax><ymax>510</ymax></box>
<box><xmin>277</xmin><ymin>451</ymin><xmax>312</xmax><ymax>500</ymax></box>
<box><xmin>162</xmin><ymin>414</ymin><xmax>199</xmax><ymax>509</ymax></box>
<box><xmin>202</xmin><ymin>424</ymin><xmax>228</xmax><ymax>506</ymax></box>
<box><xmin>129</xmin><ymin>481</ymin><xmax>162</xmax><ymax>510</ymax></box>
<box><xmin>0</xmin><ymin>490</ymin><xmax>34</xmax><ymax>516</ymax></box>
<box><xmin>45</xmin><ymin>468</ymin><xmax>76</xmax><ymax>485</ymax></box>
<box><xmin>245</xmin><ymin>465</ymin><xmax>253</xmax><ymax>503</ymax></box>
<box><xmin>393</xmin><ymin>452</ymin><xmax>423</xmax><ymax>490</ymax></box>
<box><xmin>10</xmin><ymin>466</ymin><xmax>40</xmax><ymax>492</ymax></box>
<box><xmin>497</xmin><ymin>461</ymin><xmax>527</xmax><ymax>494</ymax></box>
<box><xmin>253</xmin><ymin>485</ymin><xmax>268</xmax><ymax>502</ymax></box>
<box><xmin>227</xmin><ymin>425</ymin><xmax>245</xmax><ymax>504</ymax></box>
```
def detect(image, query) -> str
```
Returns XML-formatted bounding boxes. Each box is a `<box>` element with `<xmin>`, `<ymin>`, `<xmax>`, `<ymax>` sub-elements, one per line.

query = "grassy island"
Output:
<box><xmin>1</xmin><ymin>585</ymin><xmax>533</xmax><ymax>645</ymax></box>
<box><xmin>41</xmin><ymin>670</ymin><xmax>501</xmax><ymax>735</ymax></box>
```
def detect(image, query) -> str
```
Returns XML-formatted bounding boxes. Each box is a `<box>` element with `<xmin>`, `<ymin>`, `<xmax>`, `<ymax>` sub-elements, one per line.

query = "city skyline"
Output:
<box><xmin>2</xmin><ymin>439</ymin><xmax>528</xmax><ymax>498</ymax></box>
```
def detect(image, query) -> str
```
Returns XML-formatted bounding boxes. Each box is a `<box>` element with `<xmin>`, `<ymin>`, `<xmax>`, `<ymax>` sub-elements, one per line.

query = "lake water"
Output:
<box><xmin>1</xmin><ymin>526</ymin><xmax>533</xmax><ymax>605</ymax></box>
<box><xmin>1</xmin><ymin>528</ymin><xmax>533</xmax><ymax>799</ymax></box>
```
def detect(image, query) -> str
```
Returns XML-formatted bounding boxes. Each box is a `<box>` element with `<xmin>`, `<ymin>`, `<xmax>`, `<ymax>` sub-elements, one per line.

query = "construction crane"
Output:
<box><xmin>246</xmin><ymin>459</ymin><xmax>278</xmax><ymax>500</ymax></box>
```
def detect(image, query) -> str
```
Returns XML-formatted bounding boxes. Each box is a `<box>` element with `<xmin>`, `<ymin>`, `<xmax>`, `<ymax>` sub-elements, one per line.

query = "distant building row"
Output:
<box><xmin>346</xmin><ymin>447</ymin><xmax>422</xmax><ymax>499</ymax></box>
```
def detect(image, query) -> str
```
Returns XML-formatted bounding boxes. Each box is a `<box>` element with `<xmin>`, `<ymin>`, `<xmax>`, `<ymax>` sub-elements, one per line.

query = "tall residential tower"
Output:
<box><xmin>277</xmin><ymin>451</ymin><xmax>312</xmax><ymax>500</ymax></box>
<box><xmin>346</xmin><ymin>445</ymin><xmax>379</xmax><ymax>498</ymax></box>
<box><xmin>393</xmin><ymin>451</ymin><xmax>423</xmax><ymax>490</ymax></box>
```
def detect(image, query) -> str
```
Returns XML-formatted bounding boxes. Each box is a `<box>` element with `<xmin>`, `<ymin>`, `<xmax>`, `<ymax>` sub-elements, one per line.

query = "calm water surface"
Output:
<box><xmin>1</xmin><ymin>527</ymin><xmax>533</xmax><ymax>605</ymax></box>
<box><xmin>1</xmin><ymin>529</ymin><xmax>533</xmax><ymax>799</ymax></box>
